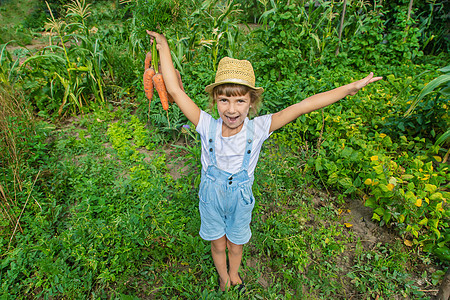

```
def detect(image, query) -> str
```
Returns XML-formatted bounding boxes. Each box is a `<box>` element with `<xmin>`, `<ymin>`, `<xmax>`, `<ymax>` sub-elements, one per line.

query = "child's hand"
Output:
<box><xmin>146</xmin><ymin>30</ymin><xmax>168</xmax><ymax>51</ymax></box>
<box><xmin>348</xmin><ymin>72</ymin><xmax>383</xmax><ymax>96</ymax></box>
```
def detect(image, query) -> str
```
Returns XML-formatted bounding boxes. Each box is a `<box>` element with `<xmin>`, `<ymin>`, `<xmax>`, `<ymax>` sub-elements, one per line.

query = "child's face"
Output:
<box><xmin>216</xmin><ymin>92</ymin><xmax>251</xmax><ymax>133</ymax></box>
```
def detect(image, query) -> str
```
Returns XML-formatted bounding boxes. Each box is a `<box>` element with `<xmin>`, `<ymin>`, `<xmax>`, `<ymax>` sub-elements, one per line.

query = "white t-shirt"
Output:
<box><xmin>196</xmin><ymin>110</ymin><xmax>273</xmax><ymax>177</ymax></box>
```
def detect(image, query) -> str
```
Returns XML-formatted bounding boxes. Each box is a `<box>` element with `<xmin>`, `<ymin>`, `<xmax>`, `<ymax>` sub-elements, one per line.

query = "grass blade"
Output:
<box><xmin>404</xmin><ymin>73</ymin><xmax>450</xmax><ymax>117</ymax></box>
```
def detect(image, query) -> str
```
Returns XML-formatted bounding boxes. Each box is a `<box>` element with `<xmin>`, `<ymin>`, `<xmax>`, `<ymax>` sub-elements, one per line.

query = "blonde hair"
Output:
<box><xmin>210</xmin><ymin>83</ymin><xmax>262</xmax><ymax>117</ymax></box>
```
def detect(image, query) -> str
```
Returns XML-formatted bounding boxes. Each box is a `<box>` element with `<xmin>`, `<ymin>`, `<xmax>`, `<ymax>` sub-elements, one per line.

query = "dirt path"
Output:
<box><xmin>340</xmin><ymin>195</ymin><xmax>444</xmax><ymax>299</ymax></box>
<box><xmin>5</xmin><ymin>32</ymin><xmax>55</xmax><ymax>64</ymax></box>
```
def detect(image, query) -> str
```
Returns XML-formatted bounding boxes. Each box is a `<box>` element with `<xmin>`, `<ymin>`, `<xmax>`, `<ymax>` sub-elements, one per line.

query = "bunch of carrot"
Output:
<box><xmin>143</xmin><ymin>41</ymin><xmax>184</xmax><ymax>124</ymax></box>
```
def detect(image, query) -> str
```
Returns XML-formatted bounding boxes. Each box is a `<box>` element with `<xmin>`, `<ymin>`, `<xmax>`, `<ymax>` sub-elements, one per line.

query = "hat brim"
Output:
<box><xmin>205</xmin><ymin>79</ymin><xmax>264</xmax><ymax>95</ymax></box>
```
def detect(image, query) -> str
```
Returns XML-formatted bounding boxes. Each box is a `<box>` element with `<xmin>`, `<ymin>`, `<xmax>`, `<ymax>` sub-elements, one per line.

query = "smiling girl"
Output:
<box><xmin>146</xmin><ymin>30</ymin><xmax>382</xmax><ymax>293</ymax></box>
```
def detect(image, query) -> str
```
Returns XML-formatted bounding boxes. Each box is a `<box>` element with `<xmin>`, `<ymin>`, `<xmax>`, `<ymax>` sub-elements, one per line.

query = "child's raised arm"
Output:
<box><xmin>269</xmin><ymin>73</ymin><xmax>383</xmax><ymax>132</ymax></box>
<box><xmin>146</xmin><ymin>31</ymin><xmax>201</xmax><ymax>126</ymax></box>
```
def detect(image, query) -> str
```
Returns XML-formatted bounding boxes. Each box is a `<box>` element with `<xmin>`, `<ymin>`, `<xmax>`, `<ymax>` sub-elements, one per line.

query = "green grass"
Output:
<box><xmin>0</xmin><ymin>0</ymin><xmax>42</xmax><ymax>44</ymax></box>
<box><xmin>0</xmin><ymin>0</ymin><xmax>37</xmax><ymax>26</ymax></box>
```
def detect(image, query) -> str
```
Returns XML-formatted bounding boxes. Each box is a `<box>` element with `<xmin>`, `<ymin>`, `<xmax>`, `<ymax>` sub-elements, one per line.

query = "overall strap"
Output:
<box><xmin>241</xmin><ymin>119</ymin><xmax>254</xmax><ymax>171</ymax></box>
<box><xmin>207</xmin><ymin>118</ymin><xmax>218</xmax><ymax>166</ymax></box>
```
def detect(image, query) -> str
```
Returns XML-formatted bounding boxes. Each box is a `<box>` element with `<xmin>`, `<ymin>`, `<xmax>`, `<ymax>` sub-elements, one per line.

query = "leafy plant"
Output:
<box><xmin>0</xmin><ymin>43</ymin><xmax>21</xmax><ymax>85</ymax></box>
<box><xmin>183</xmin><ymin>0</ymin><xmax>243</xmax><ymax>70</ymax></box>
<box><xmin>364</xmin><ymin>151</ymin><xmax>449</xmax><ymax>262</ymax></box>
<box><xmin>20</xmin><ymin>0</ymin><xmax>108</xmax><ymax>118</ymax></box>
<box><xmin>121</xmin><ymin>0</ymin><xmax>184</xmax><ymax>58</ymax></box>
<box><xmin>343</xmin><ymin>7</ymin><xmax>386</xmax><ymax>68</ymax></box>
<box><xmin>381</xmin><ymin>65</ymin><xmax>449</xmax><ymax>148</ymax></box>
<box><xmin>405</xmin><ymin>65</ymin><xmax>450</xmax><ymax>117</ymax></box>
<box><xmin>0</xmin><ymin>82</ymin><xmax>36</xmax><ymax>235</ymax></box>
<box><xmin>255</xmin><ymin>2</ymin><xmax>332</xmax><ymax>78</ymax></box>
<box><xmin>347</xmin><ymin>242</ymin><xmax>423</xmax><ymax>299</ymax></box>
<box><xmin>387</xmin><ymin>0</ymin><xmax>449</xmax><ymax>55</ymax></box>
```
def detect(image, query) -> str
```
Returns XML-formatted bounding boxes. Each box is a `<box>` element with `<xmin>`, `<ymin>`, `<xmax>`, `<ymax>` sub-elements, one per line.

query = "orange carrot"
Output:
<box><xmin>144</xmin><ymin>51</ymin><xmax>152</xmax><ymax>70</ymax></box>
<box><xmin>156</xmin><ymin>63</ymin><xmax>175</xmax><ymax>103</ymax></box>
<box><xmin>152</xmin><ymin>73</ymin><xmax>169</xmax><ymax>111</ymax></box>
<box><xmin>158</xmin><ymin>68</ymin><xmax>183</xmax><ymax>104</ymax></box>
<box><xmin>143</xmin><ymin>68</ymin><xmax>155</xmax><ymax>105</ymax></box>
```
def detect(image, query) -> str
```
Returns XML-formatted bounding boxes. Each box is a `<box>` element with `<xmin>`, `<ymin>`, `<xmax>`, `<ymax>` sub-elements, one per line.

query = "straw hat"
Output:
<box><xmin>205</xmin><ymin>57</ymin><xmax>264</xmax><ymax>95</ymax></box>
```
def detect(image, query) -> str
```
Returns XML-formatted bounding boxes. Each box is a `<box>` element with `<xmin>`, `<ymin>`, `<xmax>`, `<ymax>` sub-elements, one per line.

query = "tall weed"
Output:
<box><xmin>121</xmin><ymin>0</ymin><xmax>185</xmax><ymax>58</ymax></box>
<box><xmin>20</xmin><ymin>0</ymin><xmax>108</xmax><ymax>118</ymax></box>
<box><xmin>0</xmin><ymin>83</ymin><xmax>35</xmax><ymax>232</ymax></box>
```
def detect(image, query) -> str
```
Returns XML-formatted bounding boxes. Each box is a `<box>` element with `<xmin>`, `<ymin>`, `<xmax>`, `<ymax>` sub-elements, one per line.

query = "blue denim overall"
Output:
<box><xmin>198</xmin><ymin>119</ymin><xmax>256</xmax><ymax>245</ymax></box>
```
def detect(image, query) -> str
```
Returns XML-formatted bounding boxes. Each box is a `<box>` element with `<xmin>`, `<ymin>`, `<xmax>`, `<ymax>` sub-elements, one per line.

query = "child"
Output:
<box><xmin>146</xmin><ymin>30</ymin><xmax>382</xmax><ymax>292</ymax></box>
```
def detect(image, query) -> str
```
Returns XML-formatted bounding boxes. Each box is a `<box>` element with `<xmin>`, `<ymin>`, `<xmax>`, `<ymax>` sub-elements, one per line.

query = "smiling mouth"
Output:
<box><xmin>226</xmin><ymin>116</ymin><xmax>239</xmax><ymax>123</ymax></box>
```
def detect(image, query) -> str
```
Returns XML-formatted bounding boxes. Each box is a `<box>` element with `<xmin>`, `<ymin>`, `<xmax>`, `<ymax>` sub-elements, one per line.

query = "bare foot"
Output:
<box><xmin>219</xmin><ymin>276</ymin><xmax>231</xmax><ymax>291</ymax></box>
<box><xmin>229</xmin><ymin>273</ymin><xmax>242</xmax><ymax>286</ymax></box>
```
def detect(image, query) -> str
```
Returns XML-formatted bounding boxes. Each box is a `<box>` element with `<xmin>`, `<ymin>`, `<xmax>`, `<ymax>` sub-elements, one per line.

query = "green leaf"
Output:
<box><xmin>386</xmin><ymin>74</ymin><xmax>395</xmax><ymax>82</ymax></box>
<box><xmin>418</xmin><ymin>218</ymin><xmax>428</xmax><ymax>226</ymax></box>
<box><xmin>405</xmin><ymin>74</ymin><xmax>450</xmax><ymax>117</ymax></box>
<box><xmin>424</xmin><ymin>184</ymin><xmax>437</xmax><ymax>193</ymax></box>
<box><xmin>431</xmin><ymin>228</ymin><xmax>441</xmax><ymax>239</ymax></box>
<box><xmin>344</xmin><ymin>186</ymin><xmax>356</xmax><ymax>194</ymax></box>
<box><xmin>379</xmin><ymin>184</ymin><xmax>391</xmax><ymax>193</ymax></box>
<box><xmin>374</xmin><ymin>207</ymin><xmax>384</xmax><ymax>216</ymax></box>
<box><xmin>280</xmin><ymin>12</ymin><xmax>293</xmax><ymax>19</ymax></box>
<box><xmin>438</xmin><ymin>65</ymin><xmax>450</xmax><ymax>73</ymax></box>
<box><xmin>433</xmin><ymin>245</ymin><xmax>450</xmax><ymax>262</ymax></box>
<box><xmin>338</xmin><ymin>177</ymin><xmax>353</xmax><ymax>189</ymax></box>
<box><xmin>372</xmin><ymin>213</ymin><xmax>381</xmax><ymax>221</ymax></box>
<box><xmin>405</xmin><ymin>190</ymin><xmax>416</xmax><ymax>201</ymax></box>
<box><xmin>434</xmin><ymin>129</ymin><xmax>450</xmax><ymax>147</ymax></box>
<box><xmin>383</xmin><ymin>211</ymin><xmax>392</xmax><ymax>223</ymax></box>
<box><xmin>429</xmin><ymin>192</ymin><xmax>443</xmax><ymax>201</ymax></box>
<box><xmin>365</xmin><ymin>197</ymin><xmax>376</xmax><ymax>208</ymax></box>
<box><xmin>21</xmin><ymin>54</ymin><xmax>66</xmax><ymax>68</ymax></box>
<box><xmin>353</xmin><ymin>176</ymin><xmax>361</xmax><ymax>188</ymax></box>
<box><xmin>315</xmin><ymin>157</ymin><xmax>323</xmax><ymax>171</ymax></box>
<box><xmin>310</xmin><ymin>32</ymin><xmax>321</xmax><ymax>51</ymax></box>
<box><xmin>429</xmin><ymin>218</ymin><xmax>439</xmax><ymax>229</ymax></box>
<box><xmin>373</xmin><ymin>165</ymin><xmax>384</xmax><ymax>174</ymax></box>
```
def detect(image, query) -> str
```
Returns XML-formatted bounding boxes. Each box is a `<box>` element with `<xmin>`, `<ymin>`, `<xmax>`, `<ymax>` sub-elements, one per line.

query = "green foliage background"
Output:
<box><xmin>0</xmin><ymin>0</ymin><xmax>449</xmax><ymax>298</ymax></box>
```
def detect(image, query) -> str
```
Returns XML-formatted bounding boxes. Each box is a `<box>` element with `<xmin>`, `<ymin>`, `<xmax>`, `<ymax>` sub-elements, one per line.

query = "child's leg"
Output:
<box><xmin>211</xmin><ymin>236</ymin><xmax>230</xmax><ymax>291</ymax></box>
<box><xmin>227</xmin><ymin>239</ymin><xmax>243</xmax><ymax>285</ymax></box>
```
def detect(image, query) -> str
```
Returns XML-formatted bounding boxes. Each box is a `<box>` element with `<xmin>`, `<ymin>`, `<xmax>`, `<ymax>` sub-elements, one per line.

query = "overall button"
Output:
<box><xmin>229</xmin><ymin>176</ymin><xmax>233</xmax><ymax>180</ymax></box>
<box><xmin>229</xmin><ymin>181</ymin><xmax>232</xmax><ymax>185</ymax></box>
<box><xmin>209</xmin><ymin>148</ymin><xmax>213</xmax><ymax>152</ymax></box>
<box><xmin>209</xmin><ymin>138</ymin><xmax>213</xmax><ymax>143</ymax></box>
<box><xmin>247</xmin><ymin>150</ymin><xmax>251</xmax><ymax>154</ymax></box>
